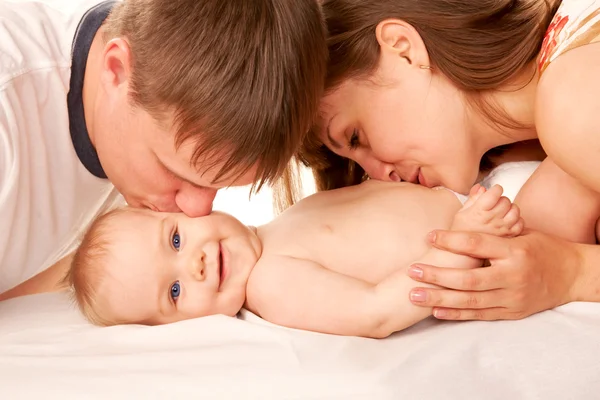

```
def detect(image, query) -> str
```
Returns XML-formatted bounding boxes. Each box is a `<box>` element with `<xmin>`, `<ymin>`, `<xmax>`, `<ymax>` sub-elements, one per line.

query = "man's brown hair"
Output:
<box><xmin>104</xmin><ymin>0</ymin><xmax>328</xmax><ymax>190</ymax></box>
<box><xmin>295</xmin><ymin>0</ymin><xmax>560</xmax><ymax>194</ymax></box>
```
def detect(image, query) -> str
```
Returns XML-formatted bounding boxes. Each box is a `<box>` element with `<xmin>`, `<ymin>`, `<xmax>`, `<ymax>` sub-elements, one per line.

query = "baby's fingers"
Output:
<box><xmin>463</xmin><ymin>185</ymin><xmax>486</xmax><ymax>208</ymax></box>
<box><xmin>509</xmin><ymin>217</ymin><xmax>525</xmax><ymax>236</ymax></box>
<box><xmin>491</xmin><ymin>196</ymin><xmax>512</xmax><ymax>218</ymax></box>
<box><xmin>477</xmin><ymin>184</ymin><xmax>504</xmax><ymax>211</ymax></box>
<box><xmin>469</xmin><ymin>184</ymin><xmax>483</xmax><ymax>197</ymax></box>
<box><xmin>505</xmin><ymin>205</ymin><xmax>524</xmax><ymax>236</ymax></box>
<box><xmin>504</xmin><ymin>205</ymin><xmax>521</xmax><ymax>226</ymax></box>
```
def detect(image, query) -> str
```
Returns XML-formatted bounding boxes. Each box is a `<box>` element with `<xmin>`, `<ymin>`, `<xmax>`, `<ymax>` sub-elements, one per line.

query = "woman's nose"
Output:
<box><xmin>360</xmin><ymin>157</ymin><xmax>399</xmax><ymax>182</ymax></box>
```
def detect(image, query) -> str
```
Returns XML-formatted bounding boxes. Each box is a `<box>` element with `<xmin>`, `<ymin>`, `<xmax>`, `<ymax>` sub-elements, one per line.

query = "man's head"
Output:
<box><xmin>66</xmin><ymin>207</ymin><xmax>262</xmax><ymax>326</ymax></box>
<box><xmin>87</xmin><ymin>0</ymin><xmax>327</xmax><ymax>217</ymax></box>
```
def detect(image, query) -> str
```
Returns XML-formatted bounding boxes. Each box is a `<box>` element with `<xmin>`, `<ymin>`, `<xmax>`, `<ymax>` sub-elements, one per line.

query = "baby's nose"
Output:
<box><xmin>188</xmin><ymin>251</ymin><xmax>206</xmax><ymax>281</ymax></box>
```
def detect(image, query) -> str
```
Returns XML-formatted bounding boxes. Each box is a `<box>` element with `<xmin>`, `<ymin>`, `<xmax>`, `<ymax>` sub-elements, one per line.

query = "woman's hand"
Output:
<box><xmin>406</xmin><ymin>229</ymin><xmax>584</xmax><ymax>320</ymax></box>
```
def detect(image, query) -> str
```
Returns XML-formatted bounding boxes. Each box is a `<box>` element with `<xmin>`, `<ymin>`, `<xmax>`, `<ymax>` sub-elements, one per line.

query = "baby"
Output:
<box><xmin>66</xmin><ymin>179</ymin><xmax>523</xmax><ymax>338</ymax></box>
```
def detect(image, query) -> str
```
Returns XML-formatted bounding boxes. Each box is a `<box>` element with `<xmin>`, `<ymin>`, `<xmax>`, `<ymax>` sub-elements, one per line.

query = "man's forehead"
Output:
<box><xmin>158</xmin><ymin>141</ymin><xmax>225</xmax><ymax>186</ymax></box>
<box><xmin>150</xmin><ymin>112</ymin><xmax>256</xmax><ymax>187</ymax></box>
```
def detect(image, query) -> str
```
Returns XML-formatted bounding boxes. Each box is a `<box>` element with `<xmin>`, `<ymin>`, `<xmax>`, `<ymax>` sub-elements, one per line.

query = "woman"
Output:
<box><xmin>297</xmin><ymin>0</ymin><xmax>600</xmax><ymax>321</ymax></box>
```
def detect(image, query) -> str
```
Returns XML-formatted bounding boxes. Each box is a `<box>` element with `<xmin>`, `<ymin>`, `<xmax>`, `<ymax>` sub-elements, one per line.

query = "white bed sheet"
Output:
<box><xmin>1</xmin><ymin>293</ymin><xmax>599</xmax><ymax>399</ymax></box>
<box><xmin>1</xmin><ymin>165</ymin><xmax>600</xmax><ymax>399</ymax></box>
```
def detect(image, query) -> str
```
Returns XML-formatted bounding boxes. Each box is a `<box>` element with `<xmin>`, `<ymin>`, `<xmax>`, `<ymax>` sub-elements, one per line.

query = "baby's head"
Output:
<box><xmin>65</xmin><ymin>207</ymin><xmax>262</xmax><ymax>326</ymax></box>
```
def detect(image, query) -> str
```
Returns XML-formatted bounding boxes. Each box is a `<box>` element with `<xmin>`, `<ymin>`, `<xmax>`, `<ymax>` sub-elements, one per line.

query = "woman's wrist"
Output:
<box><xmin>569</xmin><ymin>242</ymin><xmax>600</xmax><ymax>303</ymax></box>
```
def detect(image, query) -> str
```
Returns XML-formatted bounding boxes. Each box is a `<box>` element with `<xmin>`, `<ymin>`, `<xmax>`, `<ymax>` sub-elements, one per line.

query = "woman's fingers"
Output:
<box><xmin>407</xmin><ymin>263</ymin><xmax>506</xmax><ymax>291</ymax></box>
<box><xmin>428</xmin><ymin>230</ymin><xmax>512</xmax><ymax>259</ymax></box>
<box><xmin>408</xmin><ymin>286</ymin><xmax>506</xmax><ymax>309</ymax></box>
<box><xmin>432</xmin><ymin>307</ymin><xmax>524</xmax><ymax>321</ymax></box>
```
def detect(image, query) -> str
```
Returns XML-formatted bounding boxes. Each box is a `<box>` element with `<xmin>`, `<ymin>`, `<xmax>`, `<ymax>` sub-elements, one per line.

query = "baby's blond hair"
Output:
<box><xmin>64</xmin><ymin>208</ymin><xmax>132</xmax><ymax>326</ymax></box>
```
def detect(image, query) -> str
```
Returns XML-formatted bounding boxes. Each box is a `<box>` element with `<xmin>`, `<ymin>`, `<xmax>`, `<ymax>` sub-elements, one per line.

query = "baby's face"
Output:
<box><xmin>98</xmin><ymin>209</ymin><xmax>262</xmax><ymax>325</ymax></box>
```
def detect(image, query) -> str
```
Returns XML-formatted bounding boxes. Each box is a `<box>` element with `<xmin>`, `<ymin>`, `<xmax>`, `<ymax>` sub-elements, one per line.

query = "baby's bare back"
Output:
<box><xmin>257</xmin><ymin>181</ymin><xmax>462</xmax><ymax>284</ymax></box>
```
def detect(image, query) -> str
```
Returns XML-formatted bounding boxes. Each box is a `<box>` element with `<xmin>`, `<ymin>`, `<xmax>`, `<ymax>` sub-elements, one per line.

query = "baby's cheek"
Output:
<box><xmin>179</xmin><ymin>292</ymin><xmax>214</xmax><ymax>319</ymax></box>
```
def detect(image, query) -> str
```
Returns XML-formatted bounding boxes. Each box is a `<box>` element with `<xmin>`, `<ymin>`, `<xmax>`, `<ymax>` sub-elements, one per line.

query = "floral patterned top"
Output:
<box><xmin>538</xmin><ymin>0</ymin><xmax>600</xmax><ymax>74</ymax></box>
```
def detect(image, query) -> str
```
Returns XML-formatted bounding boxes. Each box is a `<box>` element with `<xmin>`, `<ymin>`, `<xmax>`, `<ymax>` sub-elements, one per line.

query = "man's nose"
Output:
<box><xmin>175</xmin><ymin>186</ymin><xmax>218</xmax><ymax>217</ymax></box>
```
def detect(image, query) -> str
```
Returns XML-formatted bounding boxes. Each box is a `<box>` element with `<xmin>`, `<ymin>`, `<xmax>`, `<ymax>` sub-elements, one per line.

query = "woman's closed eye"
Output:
<box><xmin>348</xmin><ymin>128</ymin><xmax>360</xmax><ymax>150</ymax></box>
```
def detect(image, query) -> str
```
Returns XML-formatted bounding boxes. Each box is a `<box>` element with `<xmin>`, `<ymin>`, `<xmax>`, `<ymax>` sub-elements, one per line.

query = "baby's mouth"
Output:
<box><xmin>218</xmin><ymin>242</ymin><xmax>225</xmax><ymax>288</ymax></box>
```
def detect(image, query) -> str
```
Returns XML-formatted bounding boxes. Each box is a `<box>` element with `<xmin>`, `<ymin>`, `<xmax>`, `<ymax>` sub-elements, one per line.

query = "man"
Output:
<box><xmin>0</xmin><ymin>0</ymin><xmax>327</xmax><ymax>294</ymax></box>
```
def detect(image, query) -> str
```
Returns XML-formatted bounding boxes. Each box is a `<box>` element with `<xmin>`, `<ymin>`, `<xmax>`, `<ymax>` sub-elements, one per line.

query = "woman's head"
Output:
<box><xmin>301</xmin><ymin>0</ymin><xmax>558</xmax><ymax>193</ymax></box>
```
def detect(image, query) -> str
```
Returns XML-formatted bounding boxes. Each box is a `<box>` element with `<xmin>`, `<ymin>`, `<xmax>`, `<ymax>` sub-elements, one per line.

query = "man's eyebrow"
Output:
<box><xmin>175</xmin><ymin>169</ymin><xmax>205</xmax><ymax>188</ymax></box>
<box><xmin>326</xmin><ymin>115</ymin><xmax>342</xmax><ymax>150</ymax></box>
<box><xmin>161</xmin><ymin>160</ymin><xmax>207</xmax><ymax>189</ymax></box>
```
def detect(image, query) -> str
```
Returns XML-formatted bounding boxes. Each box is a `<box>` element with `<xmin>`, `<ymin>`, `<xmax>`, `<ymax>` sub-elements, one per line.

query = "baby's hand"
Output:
<box><xmin>451</xmin><ymin>184</ymin><xmax>524</xmax><ymax>237</ymax></box>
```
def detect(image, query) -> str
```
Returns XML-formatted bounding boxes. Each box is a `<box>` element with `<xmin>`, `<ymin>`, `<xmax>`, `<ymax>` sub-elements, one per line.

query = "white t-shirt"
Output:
<box><xmin>0</xmin><ymin>0</ymin><xmax>122</xmax><ymax>292</ymax></box>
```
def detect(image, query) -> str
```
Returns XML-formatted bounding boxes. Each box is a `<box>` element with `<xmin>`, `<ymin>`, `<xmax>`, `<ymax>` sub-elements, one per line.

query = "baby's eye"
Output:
<box><xmin>172</xmin><ymin>231</ymin><xmax>181</xmax><ymax>250</ymax></box>
<box><xmin>170</xmin><ymin>281</ymin><xmax>181</xmax><ymax>301</ymax></box>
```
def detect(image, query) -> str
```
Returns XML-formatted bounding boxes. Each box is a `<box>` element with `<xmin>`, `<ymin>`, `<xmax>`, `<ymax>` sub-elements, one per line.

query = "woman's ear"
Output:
<box><xmin>375</xmin><ymin>19</ymin><xmax>430</xmax><ymax>68</ymax></box>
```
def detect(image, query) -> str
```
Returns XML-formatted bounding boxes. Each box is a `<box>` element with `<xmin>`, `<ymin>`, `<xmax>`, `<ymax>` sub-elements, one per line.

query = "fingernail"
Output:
<box><xmin>410</xmin><ymin>290</ymin><xmax>427</xmax><ymax>303</ymax></box>
<box><xmin>427</xmin><ymin>231</ymin><xmax>437</xmax><ymax>243</ymax></box>
<box><xmin>434</xmin><ymin>309</ymin><xmax>447</xmax><ymax>319</ymax></box>
<box><xmin>408</xmin><ymin>265</ymin><xmax>423</xmax><ymax>279</ymax></box>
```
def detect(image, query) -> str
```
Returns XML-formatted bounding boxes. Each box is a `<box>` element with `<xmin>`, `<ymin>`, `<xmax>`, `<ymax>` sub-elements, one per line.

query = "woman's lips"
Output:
<box><xmin>418</xmin><ymin>169</ymin><xmax>429</xmax><ymax>187</ymax></box>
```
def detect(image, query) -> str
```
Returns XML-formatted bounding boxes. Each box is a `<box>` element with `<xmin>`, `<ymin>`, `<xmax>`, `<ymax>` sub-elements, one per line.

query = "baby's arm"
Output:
<box><xmin>514</xmin><ymin>158</ymin><xmax>600</xmax><ymax>244</ymax></box>
<box><xmin>246</xmin><ymin>254</ymin><xmax>434</xmax><ymax>338</ymax></box>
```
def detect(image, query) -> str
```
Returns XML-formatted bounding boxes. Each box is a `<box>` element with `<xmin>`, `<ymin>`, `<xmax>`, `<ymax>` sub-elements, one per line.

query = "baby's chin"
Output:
<box><xmin>218</xmin><ymin>293</ymin><xmax>247</xmax><ymax>318</ymax></box>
